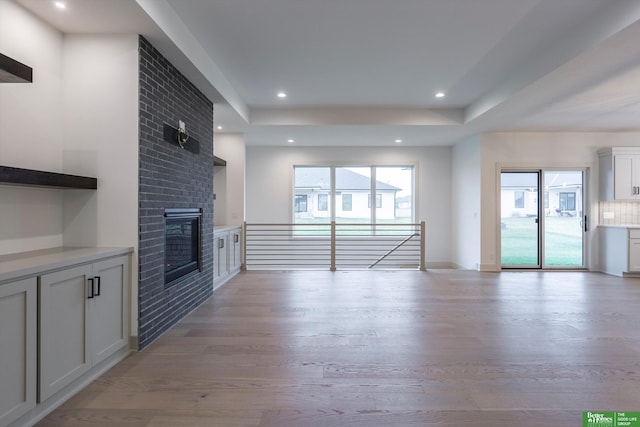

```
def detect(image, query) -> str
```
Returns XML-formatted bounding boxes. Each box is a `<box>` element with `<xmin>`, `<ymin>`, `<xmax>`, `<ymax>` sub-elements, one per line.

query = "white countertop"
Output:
<box><xmin>0</xmin><ymin>246</ymin><xmax>133</xmax><ymax>284</ymax></box>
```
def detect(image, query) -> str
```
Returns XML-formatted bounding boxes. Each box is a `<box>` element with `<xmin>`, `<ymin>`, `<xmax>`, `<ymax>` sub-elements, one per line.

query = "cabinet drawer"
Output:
<box><xmin>629</xmin><ymin>229</ymin><xmax>640</xmax><ymax>239</ymax></box>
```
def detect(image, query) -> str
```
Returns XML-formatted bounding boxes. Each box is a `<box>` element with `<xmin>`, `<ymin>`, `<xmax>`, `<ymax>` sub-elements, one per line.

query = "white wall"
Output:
<box><xmin>245</xmin><ymin>145</ymin><xmax>452</xmax><ymax>266</ymax></box>
<box><xmin>452</xmin><ymin>135</ymin><xmax>481</xmax><ymax>269</ymax></box>
<box><xmin>0</xmin><ymin>2</ymin><xmax>140</xmax><ymax>334</ymax></box>
<box><xmin>60</xmin><ymin>34</ymin><xmax>139</xmax><ymax>335</ymax></box>
<box><xmin>61</xmin><ymin>34</ymin><xmax>139</xmax><ymax>248</ymax></box>
<box><xmin>479</xmin><ymin>131</ymin><xmax>640</xmax><ymax>271</ymax></box>
<box><xmin>214</xmin><ymin>133</ymin><xmax>245</xmax><ymax>226</ymax></box>
<box><xmin>0</xmin><ymin>0</ymin><xmax>65</xmax><ymax>254</ymax></box>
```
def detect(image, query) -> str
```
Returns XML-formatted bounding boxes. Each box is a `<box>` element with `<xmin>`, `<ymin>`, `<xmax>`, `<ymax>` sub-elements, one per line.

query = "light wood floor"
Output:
<box><xmin>36</xmin><ymin>270</ymin><xmax>640</xmax><ymax>426</ymax></box>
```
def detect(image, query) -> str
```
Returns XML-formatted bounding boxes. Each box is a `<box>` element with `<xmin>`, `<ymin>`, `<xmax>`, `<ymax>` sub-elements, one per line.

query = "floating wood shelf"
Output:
<box><xmin>0</xmin><ymin>53</ymin><xmax>33</xmax><ymax>83</ymax></box>
<box><xmin>163</xmin><ymin>124</ymin><xmax>200</xmax><ymax>154</ymax></box>
<box><xmin>0</xmin><ymin>166</ymin><xmax>97</xmax><ymax>189</ymax></box>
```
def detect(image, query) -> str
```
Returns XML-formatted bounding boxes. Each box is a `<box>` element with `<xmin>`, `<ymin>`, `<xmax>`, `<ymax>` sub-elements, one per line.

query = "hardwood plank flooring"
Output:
<box><xmin>36</xmin><ymin>270</ymin><xmax>640</xmax><ymax>426</ymax></box>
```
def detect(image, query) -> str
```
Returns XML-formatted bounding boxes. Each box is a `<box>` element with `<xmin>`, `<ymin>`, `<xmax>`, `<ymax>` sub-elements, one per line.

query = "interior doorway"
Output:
<box><xmin>500</xmin><ymin>170</ymin><xmax>586</xmax><ymax>269</ymax></box>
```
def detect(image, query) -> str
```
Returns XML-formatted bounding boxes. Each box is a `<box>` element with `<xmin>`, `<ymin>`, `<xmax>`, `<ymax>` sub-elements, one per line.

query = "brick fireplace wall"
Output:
<box><xmin>138</xmin><ymin>36</ymin><xmax>214</xmax><ymax>349</ymax></box>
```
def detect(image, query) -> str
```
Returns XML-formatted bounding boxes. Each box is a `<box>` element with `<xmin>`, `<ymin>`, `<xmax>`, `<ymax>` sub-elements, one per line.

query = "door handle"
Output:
<box><xmin>583</xmin><ymin>215</ymin><xmax>588</xmax><ymax>232</ymax></box>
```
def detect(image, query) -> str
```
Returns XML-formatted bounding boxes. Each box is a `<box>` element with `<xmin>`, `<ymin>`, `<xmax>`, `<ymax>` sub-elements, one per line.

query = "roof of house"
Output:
<box><xmin>295</xmin><ymin>168</ymin><xmax>400</xmax><ymax>192</ymax></box>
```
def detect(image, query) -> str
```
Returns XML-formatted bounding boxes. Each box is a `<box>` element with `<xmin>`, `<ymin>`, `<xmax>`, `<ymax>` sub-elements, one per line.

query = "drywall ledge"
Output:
<box><xmin>0</xmin><ymin>166</ymin><xmax>97</xmax><ymax>189</ymax></box>
<box><xmin>213</xmin><ymin>155</ymin><xmax>226</xmax><ymax>166</ymax></box>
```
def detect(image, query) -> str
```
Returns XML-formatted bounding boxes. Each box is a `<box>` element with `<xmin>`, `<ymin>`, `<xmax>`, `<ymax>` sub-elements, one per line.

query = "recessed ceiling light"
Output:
<box><xmin>54</xmin><ymin>1</ymin><xmax>66</xmax><ymax>9</ymax></box>
<box><xmin>277</xmin><ymin>92</ymin><xmax>287</xmax><ymax>98</ymax></box>
<box><xmin>435</xmin><ymin>92</ymin><xmax>445</xmax><ymax>98</ymax></box>
<box><xmin>287</xmin><ymin>139</ymin><xmax>295</xmax><ymax>143</ymax></box>
<box><xmin>216</xmin><ymin>125</ymin><xmax>223</xmax><ymax>130</ymax></box>
<box><xmin>395</xmin><ymin>139</ymin><xmax>402</xmax><ymax>144</ymax></box>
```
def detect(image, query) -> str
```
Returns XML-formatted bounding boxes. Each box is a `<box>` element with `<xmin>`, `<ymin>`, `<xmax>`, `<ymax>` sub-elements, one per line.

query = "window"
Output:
<box><xmin>294</xmin><ymin>195</ymin><xmax>307</xmax><ymax>212</ymax></box>
<box><xmin>559</xmin><ymin>192</ymin><xmax>576</xmax><ymax>210</ymax></box>
<box><xmin>293</xmin><ymin>165</ymin><xmax>414</xmax><ymax>224</ymax></box>
<box><xmin>318</xmin><ymin>194</ymin><xmax>328</xmax><ymax>211</ymax></box>
<box><xmin>514</xmin><ymin>191</ymin><xmax>524</xmax><ymax>209</ymax></box>
<box><xmin>544</xmin><ymin>191</ymin><xmax>549</xmax><ymax>209</ymax></box>
<box><xmin>368</xmin><ymin>193</ymin><xmax>382</xmax><ymax>208</ymax></box>
<box><xmin>342</xmin><ymin>194</ymin><xmax>352</xmax><ymax>211</ymax></box>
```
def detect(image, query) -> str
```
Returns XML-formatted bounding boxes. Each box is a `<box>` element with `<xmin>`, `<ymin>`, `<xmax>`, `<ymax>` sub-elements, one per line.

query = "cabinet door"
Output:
<box><xmin>629</xmin><ymin>239</ymin><xmax>640</xmax><ymax>272</ymax></box>
<box><xmin>39</xmin><ymin>265</ymin><xmax>92</xmax><ymax>401</ymax></box>
<box><xmin>0</xmin><ymin>278</ymin><xmax>36</xmax><ymax>426</ymax></box>
<box><xmin>614</xmin><ymin>155</ymin><xmax>639</xmax><ymax>199</ymax></box>
<box><xmin>215</xmin><ymin>234</ymin><xmax>229</xmax><ymax>279</ymax></box>
<box><xmin>231</xmin><ymin>230</ymin><xmax>242</xmax><ymax>272</ymax></box>
<box><xmin>90</xmin><ymin>256</ymin><xmax>129</xmax><ymax>366</ymax></box>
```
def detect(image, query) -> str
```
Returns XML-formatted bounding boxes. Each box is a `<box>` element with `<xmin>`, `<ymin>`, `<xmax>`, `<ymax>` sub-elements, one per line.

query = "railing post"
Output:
<box><xmin>241</xmin><ymin>221</ymin><xmax>247</xmax><ymax>271</ymax></box>
<box><xmin>330</xmin><ymin>221</ymin><xmax>336</xmax><ymax>271</ymax></box>
<box><xmin>420</xmin><ymin>221</ymin><xmax>427</xmax><ymax>271</ymax></box>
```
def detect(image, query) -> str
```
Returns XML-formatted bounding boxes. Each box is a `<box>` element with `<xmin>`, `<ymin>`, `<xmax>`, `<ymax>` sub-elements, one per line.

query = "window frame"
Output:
<box><xmin>514</xmin><ymin>191</ymin><xmax>525</xmax><ymax>209</ymax></box>
<box><xmin>368</xmin><ymin>193</ymin><xmax>382</xmax><ymax>208</ymax></box>
<box><xmin>294</xmin><ymin>194</ymin><xmax>308</xmax><ymax>213</ymax></box>
<box><xmin>559</xmin><ymin>191</ymin><xmax>576</xmax><ymax>211</ymax></box>
<box><xmin>317</xmin><ymin>193</ymin><xmax>328</xmax><ymax>212</ymax></box>
<box><xmin>341</xmin><ymin>193</ymin><xmax>353</xmax><ymax>211</ymax></box>
<box><xmin>292</xmin><ymin>164</ymin><xmax>416</xmax><ymax>224</ymax></box>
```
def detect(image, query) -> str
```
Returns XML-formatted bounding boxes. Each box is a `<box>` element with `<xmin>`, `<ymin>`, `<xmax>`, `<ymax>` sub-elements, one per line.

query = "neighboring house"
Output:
<box><xmin>545</xmin><ymin>173</ymin><xmax>584</xmax><ymax>217</ymax></box>
<box><xmin>294</xmin><ymin>168</ymin><xmax>400</xmax><ymax>220</ymax></box>
<box><xmin>501</xmin><ymin>173</ymin><xmax>583</xmax><ymax>218</ymax></box>
<box><xmin>395</xmin><ymin>195</ymin><xmax>413</xmax><ymax>219</ymax></box>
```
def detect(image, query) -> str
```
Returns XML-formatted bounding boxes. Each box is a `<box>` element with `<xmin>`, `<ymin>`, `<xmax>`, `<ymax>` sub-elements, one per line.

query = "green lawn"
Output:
<box><xmin>501</xmin><ymin>216</ymin><xmax>583</xmax><ymax>266</ymax></box>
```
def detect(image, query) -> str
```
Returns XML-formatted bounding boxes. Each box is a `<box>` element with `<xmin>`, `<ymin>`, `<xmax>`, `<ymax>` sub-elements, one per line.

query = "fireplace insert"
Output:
<box><xmin>164</xmin><ymin>208</ymin><xmax>202</xmax><ymax>285</ymax></box>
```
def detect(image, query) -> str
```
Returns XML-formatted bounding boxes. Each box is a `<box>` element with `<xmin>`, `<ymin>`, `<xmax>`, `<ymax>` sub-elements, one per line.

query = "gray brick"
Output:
<box><xmin>137</xmin><ymin>36</ymin><xmax>214</xmax><ymax>350</ymax></box>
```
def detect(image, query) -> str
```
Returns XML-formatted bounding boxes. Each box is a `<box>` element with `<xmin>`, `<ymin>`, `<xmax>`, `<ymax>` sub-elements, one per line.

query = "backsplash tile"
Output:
<box><xmin>599</xmin><ymin>201</ymin><xmax>640</xmax><ymax>225</ymax></box>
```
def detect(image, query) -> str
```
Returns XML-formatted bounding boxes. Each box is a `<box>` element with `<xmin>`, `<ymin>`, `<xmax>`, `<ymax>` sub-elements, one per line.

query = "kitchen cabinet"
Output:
<box><xmin>599</xmin><ymin>147</ymin><xmax>640</xmax><ymax>200</ymax></box>
<box><xmin>39</xmin><ymin>255</ymin><xmax>129</xmax><ymax>401</ymax></box>
<box><xmin>599</xmin><ymin>226</ymin><xmax>640</xmax><ymax>276</ymax></box>
<box><xmin>628</xmin><ymin>229</ymin><xmax>640</xmax><ymax>271</ymax></box>
<box><xmin>0</xmin><ymin>278</ymin><xmax>36</xmax><ymax>427</ymax></box>
<box><xmin>213</xmin><ymin>226</ymin><xmax>242</xmax><ymax>289</ymax></box>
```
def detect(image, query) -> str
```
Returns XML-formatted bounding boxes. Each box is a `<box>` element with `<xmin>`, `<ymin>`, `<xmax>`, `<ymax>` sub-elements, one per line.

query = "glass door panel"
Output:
<box><xmin>500</xmin><ymin>172</ymin><xmax>540</xmax><ymax>267</ymax></box>
<box><xmin>374</xmin><ymin>166</ymin><xmax>413</xmax><ymax>227</ymax></box>
<box><xmin>543</xmin><ymin>171</ymin><xmax>584</xmax><ymax>267</ymax></box>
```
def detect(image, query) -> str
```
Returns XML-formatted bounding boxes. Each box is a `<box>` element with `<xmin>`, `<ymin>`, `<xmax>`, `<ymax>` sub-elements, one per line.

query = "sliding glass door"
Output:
<box><xmin>501</xmin><ymin>170</ymin><xmax>585</xmax><ymax>269</ymax></box>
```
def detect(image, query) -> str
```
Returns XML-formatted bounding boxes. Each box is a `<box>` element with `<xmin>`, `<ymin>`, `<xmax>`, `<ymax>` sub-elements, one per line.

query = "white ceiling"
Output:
<box><xmin>17</xmin><ymin>0</ymin><xmax>640</xmax><ymax>146</ymax></box>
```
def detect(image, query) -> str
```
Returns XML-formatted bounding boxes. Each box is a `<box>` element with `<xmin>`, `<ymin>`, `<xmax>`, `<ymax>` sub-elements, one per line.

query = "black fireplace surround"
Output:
<box><xmin>164</xmin><ymin>208</ymin><xmax>202</xmax><ymax>285</ymax></box>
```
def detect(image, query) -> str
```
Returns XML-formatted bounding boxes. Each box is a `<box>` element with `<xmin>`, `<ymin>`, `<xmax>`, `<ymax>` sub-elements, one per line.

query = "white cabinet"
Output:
<box><xmin>628</xmin><ymin>229</ymin><xmax>640</xmax><ymax>271</ymax></box>
<box><xmin>230</xmin><ymin>230</ymin><xmax>242</xmax><ymax>273</ymax></box>
<box><xmin>0</xmin><ymin>278</ymin><xmax>36</xmax><ymax>427</ymax></box>
<box><xmin>599</xmin><ymin>226</ymin><xmax>640</xmax><ymax>276</ymax></box>
<box><xmin>599</xmin><ymin>148</ymin><xmax>640</xmax><ymax>200</ymax></box>
<box><xmin>214</xmin><ymin>231</ymin><xmax>228</xmax><ymax>284</ymax></box>
<box><xmin>213</xmin><ymin>226</ymin><xmax>242</xmax><ymax>289</ymax></box>
<box><xmin>39</xmin><ymin>255</ymin><xmax>129</xmax><ymax>401</ymax></box>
